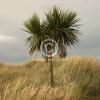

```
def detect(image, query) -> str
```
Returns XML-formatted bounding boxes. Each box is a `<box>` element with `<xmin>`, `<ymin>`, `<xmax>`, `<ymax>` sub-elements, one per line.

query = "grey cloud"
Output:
<box><xmin>0</xmin><ymin>0</ymin><xmax>100</xmax><ymax>63</ymax></box>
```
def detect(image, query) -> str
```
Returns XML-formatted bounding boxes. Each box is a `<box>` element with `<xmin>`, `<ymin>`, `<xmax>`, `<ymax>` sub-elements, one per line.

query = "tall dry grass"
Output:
<box><xmin>0</xmin><ymin>56</ymin><xmax>100</xmax><ymax>100</ymax></box>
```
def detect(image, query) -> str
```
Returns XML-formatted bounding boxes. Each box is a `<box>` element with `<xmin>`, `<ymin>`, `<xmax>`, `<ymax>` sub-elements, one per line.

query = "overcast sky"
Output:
<box><xmin>0</xmin><ymin>0</ymin><xmax>100</xmax><ymax>63</ymax></box>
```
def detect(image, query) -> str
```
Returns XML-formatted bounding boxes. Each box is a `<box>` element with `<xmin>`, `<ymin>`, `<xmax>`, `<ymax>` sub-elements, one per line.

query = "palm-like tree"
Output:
<box><xmin>23</xmin><ymin>7</ymin><xmax>80</xmax><ymax>58</ymax></box>
<box><xmin>44</xmin><ymin>6</ymin><xmax>80</xmax><ymax>58</ymax></box>
<box><xmin>23</xmin><ymin>6</ymin><xmax>80</xmax><ymax>87</ymax></box>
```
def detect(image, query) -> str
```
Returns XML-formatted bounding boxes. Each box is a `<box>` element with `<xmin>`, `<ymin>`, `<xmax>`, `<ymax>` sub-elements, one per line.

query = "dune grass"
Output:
<box><xmin>0</xmin><ymin>56</ymin><xmax>100</xmax><ymax>100</ymax></box>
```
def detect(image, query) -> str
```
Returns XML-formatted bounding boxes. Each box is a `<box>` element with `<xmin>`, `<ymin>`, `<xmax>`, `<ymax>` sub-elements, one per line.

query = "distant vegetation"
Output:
<box><xmin>0</xmin><ymin>56</ymin><xmax>100</xmax><ymax>100</ymax></box>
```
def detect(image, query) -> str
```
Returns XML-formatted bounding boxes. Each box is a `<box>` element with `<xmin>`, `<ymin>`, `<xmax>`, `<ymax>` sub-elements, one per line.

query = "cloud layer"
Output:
<box><xmin>0</xmin><ymin>0</ymin><xmax>100</xmax><ymax>63</ymax></box>
<box><xmin>0</xmin><ymin>34</ymin><xmax>16</xmax><ymax>42</ymax></box>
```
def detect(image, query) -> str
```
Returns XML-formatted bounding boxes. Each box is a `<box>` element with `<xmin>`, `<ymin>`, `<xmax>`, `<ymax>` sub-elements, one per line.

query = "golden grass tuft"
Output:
<box><xmin>0</xmin><ymin>56</ymin><xmax>100</xmax><ymax>100</ymax></box>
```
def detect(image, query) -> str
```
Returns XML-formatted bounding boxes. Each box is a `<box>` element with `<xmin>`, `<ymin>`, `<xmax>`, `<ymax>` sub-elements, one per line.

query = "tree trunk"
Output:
<box><xmin>58</xmin><ymin>40</ymin><xmax>67</xmax><ymax>58</ymax></box>
<box><xmin>48</xmin><ymin>56</ymin><xmax>54</xmax><ymax>87</ymax></box>
<box><xmin>45</xmin><ymin>56</ymin><xmax>48</xmax><ymax>63</ymax></box>
<box><xmin>59</xmin><ymin>46</ymin><xmax>67</xmax><ymax>58</ymax></box>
